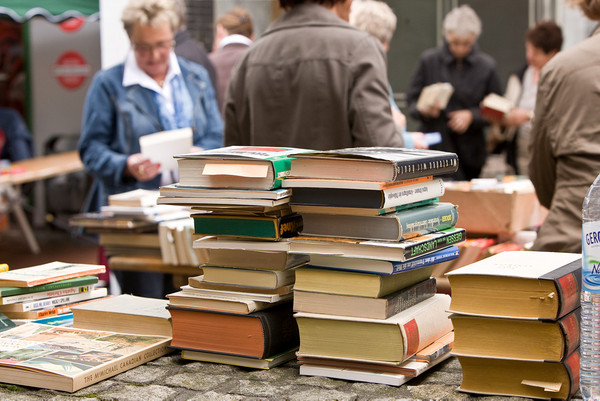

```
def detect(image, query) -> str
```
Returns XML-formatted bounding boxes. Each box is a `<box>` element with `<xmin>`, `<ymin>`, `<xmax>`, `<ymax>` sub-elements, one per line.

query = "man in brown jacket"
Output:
<box><xmin>529</xmin><ymin>0</ymin><xmax>600</xmax><ymax>253</ymax></box>
<box><xmin>223</xmin><ymin>0</ymin><xmax>404</xmax><ymax>150</ymax></box>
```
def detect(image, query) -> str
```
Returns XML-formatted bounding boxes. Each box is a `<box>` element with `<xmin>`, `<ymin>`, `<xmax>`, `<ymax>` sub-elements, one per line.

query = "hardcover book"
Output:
<box><xmin>0</xmin><ymin>262</ymin><xmax>106</xmax><ymax>288</ymax></box>
<box><xmin>416</xmin><ymin>82</ymin><xmax>454</xmax><ymax>113</ymax></box>
<box><xmin>281</xmin><ymin>176</ymin><xmax>433</xmax><ymax>190</ymax></box>
<box><xmin>294</xmin><ymin>294</ymin><xmax>452</xmax><ymax>363</ymax></box>
<box><xmin>159</xmin><ymin>184</ymin><xmax>292</xmax><ymax>200</ymax></box>
<box><xmin>140</xmin><ymin>127</ymin><xmax>193</xmax><ymax>172</ymax></box>
<box><xmin>451</xmin><ymin>308</ymin><xmax>580</xmax><ymax>362</ymax></box>
<box><xmin>446</xmin><ymin>251</ymin><xmax>581</xmax><ymax>320</ymax></box>
<box><xmin>168</xmin><ymin>302</ymin><xmax>299</xmax><ymax>359</ymax></box>
<box><xmin>293</xmin><ymin>265</ymin><xmax>434</xmax><ymax>298</ymax></box>
<box><xmin>306</xmin><ymin>246</ymin><xmax>459</xmax><ymax>275</ymax></box>
<box><xmin>0</xmin><ymin>287</ymin><xmax>107</xmax><ymax>313</ymax></box>
<box><xmin>205</xmin><ymin>249</ymin><xmax>309</xmax><ymax>271</ymax></box>
<box><xmin>288</xmin><ymin>147</ymin><xmax>458</xmax><ymax>182</ymax></box>
<box><xmin>457</xmin><ymin>350</ymin><xmax>579</xmax><ymax>400</ymax></box>
<box><xmin>480</xmin><ymin>93</ymin><xmax>514</xmax><ymax>122</ymax></box>
<box><xmin>299</xmin><ymin>202</ymin><xmax>458</xmax><ymax>241</ymax></box>
<box><xmin>167</xmin><ymin>290</ymin><xmax>287</xmax><ymax>314</ymax></box>
<box><xmin>175</xmin><ymin>146</ymin><xmax>310</xmax><ymax>189</ymax></box>
<box><xmin>71</xmin><ymin>294</ymin><xmax>173</xmax><ymax>337</ymax></box>
<box><xmin>108</xmin><ymin>189</ymin><xmax>159</xmax><ymax>208</ymax></box>
<box><xmin>0</xmin><ymin>323</ymin><xmax>171</xmax><ymax>392</ymax></box>
<box><xmin>290</xmin><ymin>198</ymin><xmax>438</xmax><ymax>217</ymax></box>
<box><xmin>293</xmin><ymin>277</ymin><xmax>436</xmax><ymax>319</ymax></box>
<box><xmin>180</xmin><ymin>283</ymin><xmax>293</xmax><ymax>304</ymax></box>
<box><xmin>191</xmin><ymin>212</ymin><xmax>302</xmax><ymax>240</ymax></box>
<box><xmin>289</xmin><ymin>178</ymin><xmax>445</xmax><ymax>209</ymax></box>
<box><xmin>201</xmin><ymin>265</ymin><xmax>296</xmax><ymax>290</ymax></box>
<box><xmin>158</xmin><ymin>195</ymin><xmax>290</xmax><ymax>207</ymax></box>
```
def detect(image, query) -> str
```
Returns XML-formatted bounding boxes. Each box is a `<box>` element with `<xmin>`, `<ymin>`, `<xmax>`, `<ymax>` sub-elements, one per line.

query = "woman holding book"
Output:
<box><xmin>406</xmin><ymin>5</ymin><xmax>501</xmax><ymax>180</ymax></box>
<box><xmin>78</xmin><ymin>0</ymin><xmax>223</xmax><ymax>298</ymax></box>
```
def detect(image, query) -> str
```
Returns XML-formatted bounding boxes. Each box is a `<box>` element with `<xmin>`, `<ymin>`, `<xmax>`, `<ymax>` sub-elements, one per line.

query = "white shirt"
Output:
<box><xmin>218</xmin><ymin>34</ymin><xmax>253</xmax><ymax>49</ymax></box>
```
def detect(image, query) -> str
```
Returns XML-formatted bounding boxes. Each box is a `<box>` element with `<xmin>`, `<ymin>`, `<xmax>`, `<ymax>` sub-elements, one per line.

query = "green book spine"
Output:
<box><xmin>0</xmin><ymin>276</ymin><xmax>99</xmax><ymax>298</ymax></box>
<box><xmin>193</xmin><ymin>213</ymin><xmax>302</xmax><ymax>240</ymax></box>
<box><xmin>270</xmin><ymin>157</ymin><xmax>293</xmax><ymax>189</ymax></box>
<box><xmin>404</xmin><ymin>228</ymin><xmax>466</xmax><ymax>260</ymax></box>
<box><xmin>395</xmin><ymin>202</ymin><xmax>458</xmax><ymax>236</ymax></box>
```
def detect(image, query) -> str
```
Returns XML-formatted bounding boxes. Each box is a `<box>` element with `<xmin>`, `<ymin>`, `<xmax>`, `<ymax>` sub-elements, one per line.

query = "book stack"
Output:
<box><xmin>159</xmin><ymin>146</ymin><xmax>310</xmax><ymax>369</ymax></box>
<box><xmin>279</xmin><ymin>147</ymin><xmax>464</xmax><ymax>385</ymax></box>
<box><xmin>447</xmin><ymin>251</ymin><xmax>581</xmax><ymax>400</ymax></box>
<box><xmin>0</xmin><ymin>261</ymin><xmax>108</xmax><ymax>320</ymax></box>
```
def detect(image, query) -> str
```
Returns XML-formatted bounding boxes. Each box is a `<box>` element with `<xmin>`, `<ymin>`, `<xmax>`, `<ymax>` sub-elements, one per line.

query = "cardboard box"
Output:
<box><xmin>440</xmin><ymin>188</ymin><xmax>547</xmax><ymax>237</ymax></box>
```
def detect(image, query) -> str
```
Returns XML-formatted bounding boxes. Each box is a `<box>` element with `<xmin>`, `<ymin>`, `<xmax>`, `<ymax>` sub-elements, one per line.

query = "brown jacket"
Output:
<box><xmin>529</xmin><ymin>27</ymin><xmax>600</xmax><ymax>253</ymax></box>
<box><xmin>223</xmin><ymin>3</ymin><xmax>403</xmax><ymax>150</ymax></box>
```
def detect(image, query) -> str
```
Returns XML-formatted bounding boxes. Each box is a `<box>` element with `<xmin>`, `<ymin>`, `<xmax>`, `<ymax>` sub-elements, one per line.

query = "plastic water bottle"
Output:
<box><xmin>581</xmin><ymin>172</ymin><xmax>600</xmax><ymax>400</ymax></box>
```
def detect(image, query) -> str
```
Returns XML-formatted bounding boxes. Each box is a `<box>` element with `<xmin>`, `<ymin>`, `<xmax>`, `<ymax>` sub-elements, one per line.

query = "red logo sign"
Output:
<box><xmin>53</xmin><ymin>51</ymin><xmax>91</xmax><ymax>90</ymax></box>
<box><xmin>59</xmin><ymin>17</ymin><xmax>85</xmax><ymax>33</ymax></box>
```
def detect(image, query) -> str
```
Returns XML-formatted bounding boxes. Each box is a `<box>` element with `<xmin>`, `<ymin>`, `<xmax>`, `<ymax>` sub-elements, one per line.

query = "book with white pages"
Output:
<box><xmin>160</xmin><ymin>184</ymin><xmax>291</xmax><ymax>199</ymax></box>
<box><xmin>140</xmin><ymin>127</ymin><xmax>193</xmax><ymax>172</ymax></box>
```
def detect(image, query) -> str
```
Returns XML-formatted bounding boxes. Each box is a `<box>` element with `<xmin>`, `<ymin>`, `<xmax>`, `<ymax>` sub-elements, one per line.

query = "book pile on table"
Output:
<box><xmin>447</xmin><ymin>251</ymin><xmax>581</xmax><ymax>400</ymax></box>
<box><xmin>281</xmin><ymin>147</ymin><xmax>465</xmax><ymax>385</ymax></box>
<box><xmin>160</xmin><ymin>146</ymin><xmax>309</xmax><ymax>369</ymax></box>
<box><xmin>0</xmin><ymin>261</ymin><xmax>108</xmax><ymax>320</ymax></box>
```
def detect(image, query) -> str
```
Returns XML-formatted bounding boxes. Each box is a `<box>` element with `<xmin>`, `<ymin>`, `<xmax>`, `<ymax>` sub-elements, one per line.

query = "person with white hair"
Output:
<box><xmin>406</xmin><ymin>4</ymin><xmax>501</xmax><ymax>180</ymax></box>
<box><xmin>349</xmin><ymin>0</ymin><xmax>428</xmax><ymax>149</ymax></box>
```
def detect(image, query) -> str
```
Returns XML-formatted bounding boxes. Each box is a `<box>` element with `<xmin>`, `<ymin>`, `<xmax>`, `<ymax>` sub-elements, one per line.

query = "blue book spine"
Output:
<box><xmin>388</xmin><ymin>245</ymin><xmax>460</xmax><ymax>273</ymax></box>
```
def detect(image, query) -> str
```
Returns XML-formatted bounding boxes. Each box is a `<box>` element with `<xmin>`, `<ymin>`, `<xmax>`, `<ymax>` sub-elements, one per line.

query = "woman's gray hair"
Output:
<box><xmin>350</xmin><ymin>0</ymin><xmax>397</xmax><ymax>46</ymax></box>
<box><xmin>443</xmin><ymin>5</ymin><xmax>481</xmax><ymax>39</ymax></box>
<box><xmin>121</xmin><ymin>0</ymin><xmax>180</xmax><ymax>38</ymax></box>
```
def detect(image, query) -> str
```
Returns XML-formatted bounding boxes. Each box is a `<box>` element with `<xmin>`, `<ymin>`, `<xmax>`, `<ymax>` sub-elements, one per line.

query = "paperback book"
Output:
<box><xmin>0</xmin><ymin>262</ymin><xmax>106</xmax><ymax>288</ymax></box>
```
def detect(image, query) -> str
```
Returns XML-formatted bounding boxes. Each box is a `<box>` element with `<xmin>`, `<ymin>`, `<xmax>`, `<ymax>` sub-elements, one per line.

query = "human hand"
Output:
<box><xmin>410</xmin><ymin>132</ymin><xmax>429</xmax><ymax>149</ymax></box>
<box><xmin>503</xmin><ymin>108</ymin><xmax>532</xmax><ymax>127</ymax></box>
<box><xmin>190</xmin><ymin>146</ymin><xmax>204</xmax><ymax>153</ymax></box>
<box><xmin>447</xmin><ymin>110</ymin><xmax>473</xmax><ymax>134</ymax></box>
<box><xmin>126</xmin><ymin>153</ymin><xmax>161</xmax><ymax>182</ymax></box>
<box><xmin>420</xmin><ymin>104</ymin><xmax>441</xmax><ymax>119</ymax></box>
<box><xmin>391</xmin><ymin>108</ymin><xmax>407</xmax><ymax>130</ymax></box>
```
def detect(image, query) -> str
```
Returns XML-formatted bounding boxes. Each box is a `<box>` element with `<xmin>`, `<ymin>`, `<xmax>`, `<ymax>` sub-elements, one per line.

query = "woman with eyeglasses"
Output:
<box><xmin>78</xmin><ymin>0</ymin><xmax>223</xmax><ymax>298</ymax></box>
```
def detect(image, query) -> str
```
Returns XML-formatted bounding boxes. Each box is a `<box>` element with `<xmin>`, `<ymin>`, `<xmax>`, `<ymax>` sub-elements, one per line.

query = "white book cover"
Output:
<box><xmin>140</xmin><ymin>127</ymin><xmax>193</xmax><ymax>172</ymax></box>
<box><xmin>445</xmin><ymin>251</ymin><xmax>581</xmax><ymax>279</ymax></box>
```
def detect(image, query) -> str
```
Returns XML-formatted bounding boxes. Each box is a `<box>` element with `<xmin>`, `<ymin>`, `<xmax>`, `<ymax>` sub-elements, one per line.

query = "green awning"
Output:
<box><xmin>0</xmin><ymin>1</ymin><xmax>99</xmax><ymax>23</ymax></box>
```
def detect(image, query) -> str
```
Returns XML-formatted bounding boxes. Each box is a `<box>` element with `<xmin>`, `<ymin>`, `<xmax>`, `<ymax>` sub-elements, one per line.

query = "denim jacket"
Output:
<box><xmin>78</xmin><ymin>57</ymin><xmax>223</xmax><ymax>211</ymax></box>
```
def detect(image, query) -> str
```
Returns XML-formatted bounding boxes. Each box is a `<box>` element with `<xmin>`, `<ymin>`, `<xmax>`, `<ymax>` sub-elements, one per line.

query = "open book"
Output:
<box><xmin>416</xmin><ymin>82</ymin><xmax>454</xmax><ymax>112</ymax></box>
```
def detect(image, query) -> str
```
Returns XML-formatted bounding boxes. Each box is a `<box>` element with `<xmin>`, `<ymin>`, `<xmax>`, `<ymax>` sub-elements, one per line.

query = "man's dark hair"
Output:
<box><xmin>279</xmin><ymin>0</ymin><xmax>346</xmax><ymax>9</ymax></box>
<box><xmin>526</xmin><ymin>21</ymin><xmax>563</xmax><ymax>54</ymax></box>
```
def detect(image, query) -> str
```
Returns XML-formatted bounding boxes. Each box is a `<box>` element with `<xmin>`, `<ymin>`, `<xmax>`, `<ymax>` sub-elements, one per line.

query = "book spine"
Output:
<box><xmin>559</xmin><ymin>309</ymin><xmax>581</xmax><ymax>361</ymax></box>
<box><xmin>270</xmin><ymin>157</ymin><xmax>293</xmax><ymax>189</ymax></box>
<box><xmin>396</xmin><ymin>203</ymin><xmax>458</xmax><ymax>238</ymax></box>
<box><xmin>404</xmin><ymin>229</ymin><xmax>466</xmax><ymax>260</ymax></box>
<box><xmin>392</xmin><ymin>246</ymin><xmax>459</xmax><ymax>273</ymax></box>
<box><xmin>384</xmin><ymin>278</ymin><xmax>436</xmax><ymax>318</ymax></box>
<box><xmin>278</xmin><ymin>213</ymin><xmax>303</xmax><ymax>239</ymax></box>
<box><xmin>0</xmin><ymin>276</ymin><xmax>98</xmax><ymax>299</ymax></box>
<box><xmin>18</xmin><ymin>288</ymin><xmax>105</xmax><ymax>312</ymax></box>
<box><xmin>541</xmin><ymin>259</ymin><xmax>582</xmax><ymax>319</ymax></box>
<box><xmin>259</xmin><ymin>302</ymin><xmax>300</xmax><ymax>359</ymax></box>
<box><xmin>392</xmin><ymin>155</ymin><xmax>459</xmax><ymax>181</ymax></box>
<box><xmin>565</xmin><ymin>349</ymin><xmax>580</xmax><ymax>398</ymax></box>
<box><xmin>382</xmin><ymin>179</ymin><xmax>445</xmax><ymax>209</ymax></box>
<box><xmin>0</xmin><ymin>284</ymin><xmax>95</xmax><ymax>306</ymax></box>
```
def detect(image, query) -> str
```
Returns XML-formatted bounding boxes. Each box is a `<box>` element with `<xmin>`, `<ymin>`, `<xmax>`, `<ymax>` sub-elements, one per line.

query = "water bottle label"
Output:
<box><xmin>583</xmin><ymin>221</ymin><xmax>600</xmax><ymax>292</ymax></box>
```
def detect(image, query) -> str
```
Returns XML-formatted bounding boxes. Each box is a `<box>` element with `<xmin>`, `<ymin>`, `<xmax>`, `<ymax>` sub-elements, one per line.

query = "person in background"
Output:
<box><xmin>209</xmin><ymin>7</ymin><xmax>254</xmax><ymax>114</ymax></box>
<box><xmin>0</xmin><ymin>107</ymin><xmax>33</xmax><ymax>162</ymax></box>
<box><xmin>406</xmin><ymin>5</ymin><xmax>501</xmax><ymax>180</ymax></box>
<box><xmin>224</xmin><ymin>0</ymin><xmax>404</xmax><ymax>150</ymax></box>
<box><xmin>172</xmin><ymin>0</ymin><xmax>218</xmax><ymax>89</ymax></box>
<box><xmin>495</xmin><ymin>21</ymin><xmax>562</xmax><ymax>176</ymax></box>
<box><xmin>529</xmin><ymin>0</ymin><xmax>600</xmax><ymax>253</ymax></box>
<box><xmin>349</xmin><ymin>0</ymin><xmax>427</xmax><ymax>149</ymax></box>
<box><xmin>78</xmin><ymin>0</ymin><xmax>223</xmax><ymax>297</ymax></box>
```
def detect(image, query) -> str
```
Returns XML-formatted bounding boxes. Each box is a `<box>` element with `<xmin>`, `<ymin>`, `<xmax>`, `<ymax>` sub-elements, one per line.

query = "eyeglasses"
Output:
<box><xmin>132</xmin><ymin>39</ymin><xmax>175</xmax><ymax>56</ymax></box>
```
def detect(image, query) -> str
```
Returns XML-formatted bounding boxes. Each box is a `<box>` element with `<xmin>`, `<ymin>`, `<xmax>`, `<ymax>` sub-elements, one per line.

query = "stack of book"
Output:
<box><xmin>160</xmin><ymin>146</ymin><xmax>310</xmax><ymax>369</ymax></box>
<box><xmin>0</xmin><ymin>261</ymin><xmax>108</xmax><ymax>320</ymax></box>
<box><xmin>279</xmin><ymin>147</ymin><xmax>465</xmax><ymax>385</ymax></box>
<box><xmin>447</xmin><ymin>251</ymin><xmax>581</xmax><ymax>400</ymax></box>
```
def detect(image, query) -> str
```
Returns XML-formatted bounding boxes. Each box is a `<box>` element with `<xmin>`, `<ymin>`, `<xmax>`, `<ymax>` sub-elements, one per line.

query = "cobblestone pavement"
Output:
<box><xmin>0</xmin><ymin>353</ymin><xmax>583</xmax><ymax>400</ymax></box>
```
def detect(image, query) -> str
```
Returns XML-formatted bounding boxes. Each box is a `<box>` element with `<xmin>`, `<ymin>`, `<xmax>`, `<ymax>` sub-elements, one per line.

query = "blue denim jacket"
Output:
<box><xmin>78</xmin><ymin>57</ymin><xmax>224</xmax><ymax>211</ymax></box>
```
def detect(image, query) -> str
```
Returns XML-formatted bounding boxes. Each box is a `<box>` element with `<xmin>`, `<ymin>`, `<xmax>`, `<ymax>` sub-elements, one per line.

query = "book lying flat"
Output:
<box><xmin>108</xmin><ymin>189</ymin><xmax>160</xmax><ymax>207</ymax></box>
<box><xmin>288</xmin><ymin>147</ymin><xmax>458</xmax><ymax>182</ymax></box>
<box><xmin>281</xmin><ymin>176</ymin><xmax>433</xmax><ymax>190</ymax></box>
<box><xmin>0</xmin><ymin>262</ymin><xmax>106</xmax><ymax>288</ymax></box>
<box><xmin>446</xmin><ymin>251</ymin><xmax>581</xmax><ymax>320</ymax></box>
<box><xmin>158</xmin><ymin>196</ymin><xmax>290</xmax><ymax>207</ymax></box>
<box><xmin>289</xmin><ymin>178</ymin><xmax>445</xmax><ymax>209</ymax></box>
<box><xmin>167</xmin><ymin>290</ymin><xmax>288</xmax><ymax>314</ymax></box>
<box><xmin>175</xmin><ymin>146</ymin><xmax>310</xmax><ymax>189</ymax></box>
<box><xmin>181</xmin><ymin>347</ymin><xmax>298</xmax><ymax>370</ymax></box>
<box><xmin>0</xmin><ymin>287</ymin><xmax>108</xmax><ymax>312</ymax></box>
<box><xmin>160</xmin><ymin>184</ymin><xmax>292</xmax><ymax>200</ymax></box>
<box><xmin>293</xmin><ymin>277</ymin><xmax>437</xmax><ymax>320</ymax></box>
<box><xmin>184</xmin><ymin>279</ymin><xmax>293</xmax><ymax>303</ymax></box>
<box><xmin>295</xmin><ymin>294</ymin><xmax>452</xmax><ymax>363</ymax></box>
<box><xmin>201</xmin><ymin>266</ymin><xmax>296</xmax><ymax>290</ymax></box>
<box><xmin>191</xmin><ymin>212</ymin><xmax>302</xmax><ymax>240</ymax></box>
<box><xmin>299</xmin><ymin>202</ymin><xmax>458</xmax><ymax>241</ymax></box>
<box><xmin>206</xmin><ymin>249</ymin><xmax>309</xmax><ymax>271</ymax></box>
<box><xmin>0</xmin><ymin>276</ymin><xmax>99</xmax><ymax>305</ymax></box>
<box><xmin>0</xmin><ymin>323</ymin><xmax>171</xmax><ymax>392</ymax></box>
<box><xmin>291</xmin><ymin>198</ymin><xmax>438</xmax><ymax>217</ymax></box>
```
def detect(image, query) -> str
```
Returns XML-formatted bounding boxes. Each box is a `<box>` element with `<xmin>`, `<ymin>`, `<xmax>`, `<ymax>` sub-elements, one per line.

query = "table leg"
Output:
<box><xmin>3</xmin><ymin>185</ymin><xmax>41</xmax><ymax>254</ymax></box>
